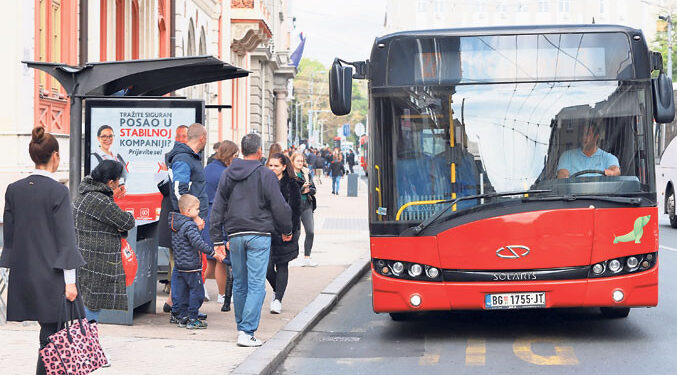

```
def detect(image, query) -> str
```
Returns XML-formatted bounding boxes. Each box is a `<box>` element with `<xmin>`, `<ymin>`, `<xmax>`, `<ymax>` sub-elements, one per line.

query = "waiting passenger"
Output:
<box><xmin>556</xmin><ymin>124</ymin><xmax>621</xmax><ymax>179</ymax></box>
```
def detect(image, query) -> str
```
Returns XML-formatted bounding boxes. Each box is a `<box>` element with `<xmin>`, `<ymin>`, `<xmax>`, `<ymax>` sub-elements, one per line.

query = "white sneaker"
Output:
<box><xmin>237</xmin><ymin>331</ymin><xmax>263</xmax><ymax>347</ymax></box>
<box><xmin>217</xmin><ymin>294</ymin><xmax>225</xmax><ymax>304</ymax></box>
<box><xmin>270</xmin><ymin>299</ymin><xmax>282</xmax><ymax>314</ymax></box>
<box><xmin>303</xmin><ymin>258</ymin><xmax>318</xmax><ymax>267</ymax></box>
<box><xmin>203</xmin><ymin>284</ymin><xmax>210</xmax><ymax>301</ymax></box>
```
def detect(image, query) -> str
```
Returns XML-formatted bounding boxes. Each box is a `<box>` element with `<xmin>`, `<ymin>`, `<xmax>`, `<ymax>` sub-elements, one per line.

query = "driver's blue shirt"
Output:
<box><xmin>557</xmin><ymin>148</ymin><xmax>619</xmax><ymax>177</ymax></box>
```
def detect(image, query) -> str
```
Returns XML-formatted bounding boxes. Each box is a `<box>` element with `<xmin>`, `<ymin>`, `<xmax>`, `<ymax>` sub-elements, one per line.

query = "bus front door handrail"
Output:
<box><xmin>396</xmin><ymin>200</ymin><xmax>447</xmax><ymax>221</ymax></box>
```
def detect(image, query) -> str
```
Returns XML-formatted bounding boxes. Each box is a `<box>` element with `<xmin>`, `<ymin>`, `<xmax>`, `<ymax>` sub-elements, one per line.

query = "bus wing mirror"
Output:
<box><xmin>329</xmin><ymin>59</ymin><xmax>353</xmax><ymax>116</ymax></box>
<box><xmin>652</xmin><ymin>73</ymin><xmax>675</xmax><ymax>124</ymax></box>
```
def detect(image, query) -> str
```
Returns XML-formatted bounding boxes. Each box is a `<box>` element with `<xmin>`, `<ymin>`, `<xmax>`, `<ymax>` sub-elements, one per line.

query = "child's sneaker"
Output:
<box><xmin>177</xmin><ymin>317</ymin><xmax>189</xmax><ymax>328</ymax></box>
<box><xmin>186</xmin><ymin>318</ymin><xmax>208</xmax><ymax>329</ymax></box>
<box><xmin>169</xmin><ymin>313</ymin><xmax>181</xmax><ymax>324</ymax></box>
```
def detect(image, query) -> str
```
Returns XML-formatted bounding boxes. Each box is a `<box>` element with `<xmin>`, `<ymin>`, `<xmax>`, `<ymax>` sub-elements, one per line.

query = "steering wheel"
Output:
<box><xmin>570</xmin><ymin>169</ymin><xmax>606</xmax><ymax>178</ymax></box>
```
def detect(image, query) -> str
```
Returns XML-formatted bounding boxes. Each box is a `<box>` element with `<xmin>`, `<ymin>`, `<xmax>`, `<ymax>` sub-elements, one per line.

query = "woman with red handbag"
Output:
<box><xmin>0</xmin><ymin>126</ymin><xmax>86</xmax><ymax>375</ymax></box>
<box><xmin>73</xmin><ymin>160</ymin><xmax>135</xmax><ymax>323</ymax></box>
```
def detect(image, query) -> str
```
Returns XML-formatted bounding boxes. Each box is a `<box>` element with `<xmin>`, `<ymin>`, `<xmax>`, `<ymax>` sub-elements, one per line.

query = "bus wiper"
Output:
<box><xmin>411</xmin><ymin>189</ymin><xmax>551</xmax><ymax>236</ymax></box>
<box><xmin>522</xmin><ymin>194</ymin><xmax>643</xmax><ymax>205</ymax></box>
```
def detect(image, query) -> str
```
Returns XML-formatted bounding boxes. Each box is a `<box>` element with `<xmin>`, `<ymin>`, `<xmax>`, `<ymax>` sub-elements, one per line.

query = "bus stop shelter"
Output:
<box><xmin>19</xmin><ymin>56</ymin><xmax>249</xmax><ymax>324</ymax></box>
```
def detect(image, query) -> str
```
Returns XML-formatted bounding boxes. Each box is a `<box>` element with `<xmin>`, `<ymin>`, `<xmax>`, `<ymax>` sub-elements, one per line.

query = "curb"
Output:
<box><xmin>231</xmin><ymin>253</ymin><xmax>371</xmax><ymax>375</ymax></box>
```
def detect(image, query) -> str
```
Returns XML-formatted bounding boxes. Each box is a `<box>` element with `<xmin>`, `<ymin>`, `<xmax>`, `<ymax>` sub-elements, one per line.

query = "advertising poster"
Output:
<box><xmin>85</xmin><ymin>99</ymin><xmax>204</xmax><ymax>223</ymax></box>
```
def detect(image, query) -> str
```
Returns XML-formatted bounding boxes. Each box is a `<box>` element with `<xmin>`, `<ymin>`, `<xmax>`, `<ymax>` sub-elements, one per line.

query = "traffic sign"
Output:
<box><xmin>354</xmin><ymin>122</ymin><xmax>365</xmax><ymax>137</ymax></box>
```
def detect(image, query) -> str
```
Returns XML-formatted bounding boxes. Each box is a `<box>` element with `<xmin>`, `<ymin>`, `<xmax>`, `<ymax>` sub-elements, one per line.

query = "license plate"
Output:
<box><xmin>485</xmin><ymin>292</ymin><xmax>546</xmax><ymax>309</ymax></box>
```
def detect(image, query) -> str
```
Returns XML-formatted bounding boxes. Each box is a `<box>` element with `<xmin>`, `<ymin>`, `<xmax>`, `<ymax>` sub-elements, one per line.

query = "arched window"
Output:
<box><xmin>187</xmin><ymin>19</ymin><xmax>195</xmax><ymax>56</ymax></box>
<box><xmin>199</xmin><ymin>27</ymin><xmax>207</xmax><ymax>56</ymax></box>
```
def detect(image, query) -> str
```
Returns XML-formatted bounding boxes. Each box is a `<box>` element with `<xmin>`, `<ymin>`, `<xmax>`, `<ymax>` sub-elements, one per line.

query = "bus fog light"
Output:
<box><xmin>646</xmin><ymin>254</ymin><xmax>654</xmax><ymax>261</ymax></box>
<box><xmin>381</xmin><ymin>266</ymin><xmax>390</xmax><ymax>274</ymax></box>
<box><xmin>426</xmin><ymin>267</ymin><xmax>439</xmax><ymax>279</ymax></box>
<box><xmin>392</xmin><ymin>262</ymin><xmax>404</xmax><ymax>275</ymax></box>
<box><xmin>609</xmin><ymin>259</ymin><xmax>622</xmax><ymax>273</ymax></box>
<box><xmin>408</xmin><ymin>264</ymin><xmax>423</xmax><ymax>277</ymax></box>
<box><xmin>612</xmin><ymin>289</ymin><xmax>624</xmax><ymax>302</ymax></box>
<box><xmin>626</xmin><ymin>257</ymin><xmax>639</xmax><ymax>269</ymax></box>
<box><xmin>641</xmin><ymin>260</ymin><xmax>650</xmax><ymax>268</ymax></box>
<box><xmin>410</xmin><ymin>294</ymin><xmax>422</xmax><ymax>307</ymax></box>
<box><xmin>592</xmin><ymin>263</ymin><xmax>604</xmax><ymax>274</ymax></box>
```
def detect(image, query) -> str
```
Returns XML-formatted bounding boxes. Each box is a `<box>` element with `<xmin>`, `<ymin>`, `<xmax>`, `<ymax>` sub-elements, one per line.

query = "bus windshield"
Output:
<box><xmin>375</xmin><ymin>80</ymin><xmax>654</xmax><ymax>222</ymax></box>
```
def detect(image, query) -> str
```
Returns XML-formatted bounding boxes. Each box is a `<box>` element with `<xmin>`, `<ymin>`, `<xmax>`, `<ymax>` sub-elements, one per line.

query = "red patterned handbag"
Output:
<box><xmin>39</xmin><ymin>299</ymin><xmax>109</xmax><ymax>375</ymax></box>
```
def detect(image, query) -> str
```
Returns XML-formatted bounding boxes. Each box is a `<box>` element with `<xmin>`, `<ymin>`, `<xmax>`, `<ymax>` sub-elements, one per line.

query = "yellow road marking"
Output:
<box><xmin>419</xmin><ymin>352</ymin><xmax>441</xmax><ymax>366</ymax></box>
<box><xmin>513</xmin><ymin>337</ymin><xmax>579</xmax><ymax>365</ymax></box>
<box><xmin>419</xmin><ymin>335</ymin><xmax>441</xmax><ymax>366</ymax></box>
<box><xmin>465</xmin><ymin>338</ymin><xmax>486</xmax><ymax>366</ymax></box>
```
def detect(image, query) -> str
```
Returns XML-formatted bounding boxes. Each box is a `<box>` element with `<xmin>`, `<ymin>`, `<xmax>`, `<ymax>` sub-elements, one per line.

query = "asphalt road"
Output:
<box><xmin>274</xmin><ymin>217</ymin><xmax>677</xmax><ymax>375</ymax></box>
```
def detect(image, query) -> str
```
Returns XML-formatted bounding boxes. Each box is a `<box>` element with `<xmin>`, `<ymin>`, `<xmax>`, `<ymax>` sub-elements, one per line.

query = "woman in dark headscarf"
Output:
<box><xmin>0</xmin><ymin>126</ymin><xmax>86</xmax><ymax>375</ymax></box>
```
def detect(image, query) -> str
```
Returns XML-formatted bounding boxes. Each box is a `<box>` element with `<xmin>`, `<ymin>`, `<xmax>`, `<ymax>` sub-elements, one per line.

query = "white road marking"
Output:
<box><xmin>659</xmin><ymin>245</ymin><xmax>677</xmax><ymax>252</ymax></box>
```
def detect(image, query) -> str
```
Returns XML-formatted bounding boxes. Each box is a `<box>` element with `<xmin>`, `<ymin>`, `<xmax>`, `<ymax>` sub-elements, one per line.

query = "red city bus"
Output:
<box><xmin>329</xmin><ymin>25</ymin><xmax>675</xmax><ymax>320</ymax></box>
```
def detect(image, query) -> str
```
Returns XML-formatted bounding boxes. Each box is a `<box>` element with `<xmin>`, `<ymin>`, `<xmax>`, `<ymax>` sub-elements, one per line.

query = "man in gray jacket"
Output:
<box><xmin>210</xmin><ymin>133</ymin><xmax>292</xmax><ymax>347</ymax></box>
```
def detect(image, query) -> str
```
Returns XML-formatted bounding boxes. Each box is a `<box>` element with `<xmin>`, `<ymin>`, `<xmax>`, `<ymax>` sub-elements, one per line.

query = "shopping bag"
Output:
<box><xmin>121</xmin><ymin>238</ymin><xmax>138</xmax><ymax>286</ymax></box>
<box><xmin>39</xmin><ymin>299</ymin><xmax>108</xmax><ymax>374</ymax></box>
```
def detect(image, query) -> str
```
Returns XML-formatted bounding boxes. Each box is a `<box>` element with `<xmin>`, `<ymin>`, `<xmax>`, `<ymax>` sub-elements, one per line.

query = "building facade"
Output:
<box><xmin>0</xmin><ymin>0</ymin><xmax>295</xmax><ymax>213</ymax></box>
<box><xmin>0</xmin><ymin>0</ymin><xmax>170</xmax><ymax>212</ymax></box>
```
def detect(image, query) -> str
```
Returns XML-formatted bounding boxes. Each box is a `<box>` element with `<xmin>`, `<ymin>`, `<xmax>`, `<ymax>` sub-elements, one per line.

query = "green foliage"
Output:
<box><xmin>290</xmin><ymin>58</ymin><xmax>368</xmax><ymax>146</ymax></box>
<box><xmin>652</xmin><ymin>18</ymin><xmax>677</xmax><ymax>80</ymax></box>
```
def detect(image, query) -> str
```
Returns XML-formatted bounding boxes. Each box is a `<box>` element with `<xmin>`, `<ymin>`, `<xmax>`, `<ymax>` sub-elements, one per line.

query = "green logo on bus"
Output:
<box><xmin>613</xmin><ymin>215</ymin><xmax>650</xmax><ymax>244</ymax></box>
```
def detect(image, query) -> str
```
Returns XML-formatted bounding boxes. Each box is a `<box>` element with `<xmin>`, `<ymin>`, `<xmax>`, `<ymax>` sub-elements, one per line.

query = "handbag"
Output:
<box><xmin>39</xmin><ymin>298</ymin><xmax>108</xmax><ymax>374</ymax></box>
<box><xmin>121</xmin><ymin>238</ymin><xmax>138</xmax><ymax>286</ymax></box>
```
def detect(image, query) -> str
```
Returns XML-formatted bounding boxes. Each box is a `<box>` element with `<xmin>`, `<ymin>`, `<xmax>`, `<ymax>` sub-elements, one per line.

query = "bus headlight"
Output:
<box><xmin>408</xmin><ymin>264</ymin><xmax>423</xmax><ymax>277</ymax></box>
<box><xmin>588</xmin><ymin>252</ymin><xmax>657</xmax><ymax>278</ymax></box>
<box><xmin>426</xmin><ymin>267</ymin><xmax>439</xmax><ymax>279</ymax></box>
<box><xmin>608</xmin><ymin>259</ymin><xmax>622</xmax><ymax>273</ymax></box>
<box><xmin>372</xmin><ymin>259</ymin><xmax>443</xmax><ymax>282</ymax></box>
<box><xmin>392</xmin><ymin>262</ymin><xmax>404</xmax><ymax>275</ymax></box>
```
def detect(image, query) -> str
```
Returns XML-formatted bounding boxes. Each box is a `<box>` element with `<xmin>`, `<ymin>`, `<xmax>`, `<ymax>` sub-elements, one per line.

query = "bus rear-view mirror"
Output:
<box><xmin>652</xmin><ymin>72</ymin><xmax>675</xmax><ymax>124</ymax></box>
<box><xmin>329</xmin><ymin>59</ymin><xmax>353</xmax><ymax>116</ymax></box>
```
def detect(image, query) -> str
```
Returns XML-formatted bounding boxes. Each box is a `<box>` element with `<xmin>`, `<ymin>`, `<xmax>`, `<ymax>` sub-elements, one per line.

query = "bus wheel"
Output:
<box><xmin>669</xmin><ymin>190</ymin><xmax>677</xmax><ymax>228</ymax></box>
<box><xmin>389</xmin><ymin>312</ymin><xmax>411</xmax><ymax>321</ymax></box>
<box><xmin>600</xmin><ymin>307</ymin><xmax>630</xmax><ymax>319</ymax></box>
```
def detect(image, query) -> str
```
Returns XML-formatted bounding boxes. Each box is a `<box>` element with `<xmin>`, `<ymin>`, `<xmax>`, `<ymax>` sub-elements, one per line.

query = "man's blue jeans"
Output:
<box><xmin>229</xmin><ymin>234</ymin><xmax>271</xmax><ymax>335</ymax></box>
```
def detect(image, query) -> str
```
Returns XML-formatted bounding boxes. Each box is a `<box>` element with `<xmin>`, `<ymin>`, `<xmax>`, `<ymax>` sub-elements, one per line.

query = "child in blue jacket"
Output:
<box><xmin>169</xmin><ymin>194</ymin><xmax>224</xmax><ymax>329</ymax></box>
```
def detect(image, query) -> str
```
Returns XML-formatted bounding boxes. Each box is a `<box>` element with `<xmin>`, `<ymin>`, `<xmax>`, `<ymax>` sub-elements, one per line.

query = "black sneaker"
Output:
<box><xmin>163</xmin><ymin>302</ymin><xmax>172</xmax><ymax>313</ymax></box>
<box><xmin>221</xmin><ymin>302</ymin><xmax>231</xmax><ymax>312</ymax></box>
<box><xmin>177</xmin><ymin>317</ymin><xmax>189</xmax><ymax>328</ymax></box>
<box><xmin>186</xmin><ymin>318</ymin><xmax>208</xmax><ymax>329</ymax></box>
<box><xmin>198</xmin><ymin>312</ymin><xmax>208</xmax><ymax>320</ymax></box>
<box><xmin>169</xmin><ymin>313</ymin><xmax>181</xmax><ymax>324</ymax></box>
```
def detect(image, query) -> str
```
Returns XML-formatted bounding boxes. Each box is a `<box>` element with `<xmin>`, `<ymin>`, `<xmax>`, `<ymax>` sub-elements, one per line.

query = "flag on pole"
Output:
<box><xmin>290</xmin><ymin>33</ymin><xmax>306</xmax><ymax>68</ymax></box>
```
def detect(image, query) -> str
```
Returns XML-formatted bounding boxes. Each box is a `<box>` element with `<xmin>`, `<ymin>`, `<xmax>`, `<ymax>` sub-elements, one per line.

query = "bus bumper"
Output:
<box><xmin>371</xmin><ymin>266</ymin><xmax>658</xmax><ymax>313</ymax></box>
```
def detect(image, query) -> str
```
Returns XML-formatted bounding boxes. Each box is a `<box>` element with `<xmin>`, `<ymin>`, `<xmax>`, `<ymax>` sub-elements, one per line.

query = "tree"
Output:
<box><xmin>290</xmin><ymin>58</ymin><xmax>368</xmax><ymax>147</ymax></box>
<box><xmin>653</xmin><ymin>17</ymin><xmax>677</xmax><ymax>80</ymax></box>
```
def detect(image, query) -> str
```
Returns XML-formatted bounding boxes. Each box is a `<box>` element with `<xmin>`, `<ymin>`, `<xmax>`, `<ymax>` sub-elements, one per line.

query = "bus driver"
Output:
<box><xmin>556</xmin><ymin>123</ymin><xmax>621</xmax><ymax>179</ymax></box>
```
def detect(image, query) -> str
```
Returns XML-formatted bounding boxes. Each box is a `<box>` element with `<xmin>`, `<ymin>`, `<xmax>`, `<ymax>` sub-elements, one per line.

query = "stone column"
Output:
<box><xmin>274</xmin><ymin>89</ymin><xmax>288</xmax><ymax>148</ymax></box>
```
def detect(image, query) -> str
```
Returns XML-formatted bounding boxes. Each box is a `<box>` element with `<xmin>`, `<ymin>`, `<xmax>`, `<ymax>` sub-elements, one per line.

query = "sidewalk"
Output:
<box><xmin>0</xmin><ymin>172</ymin><xmax>370</xmax><ymax>374</ymax></box>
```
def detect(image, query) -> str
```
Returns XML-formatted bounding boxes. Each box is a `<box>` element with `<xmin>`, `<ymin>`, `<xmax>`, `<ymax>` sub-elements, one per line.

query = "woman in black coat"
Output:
<box><xmin>265</xmin><ymin>153</ymin><xmax>302</xmax><ymax>314</ymax></box>
<box><xmin>73</xmin><ymin>160</ymin><xmax>136</xmax><ymax>323</ymax></box>
<box><xmin>0</xmin><ymin>127</ymin><xmax>86</xmax><ymax>375</ymax></box>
